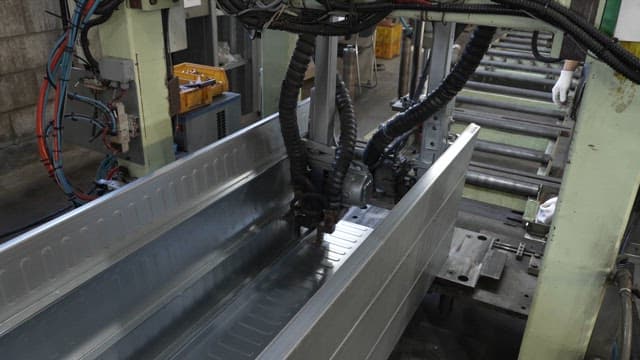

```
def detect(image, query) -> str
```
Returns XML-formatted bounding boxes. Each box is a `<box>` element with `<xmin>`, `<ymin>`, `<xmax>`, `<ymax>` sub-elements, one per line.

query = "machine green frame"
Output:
<box><xmin>98</xmin><ymin>5</ymin><xmax>176</xmax><ymax>176</ymax></box>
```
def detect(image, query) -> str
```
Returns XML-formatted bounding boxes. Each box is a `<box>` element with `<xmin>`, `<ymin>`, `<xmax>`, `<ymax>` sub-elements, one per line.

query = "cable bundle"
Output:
<box><xmin>36</xmin><ymin>0</ymin><xmax>119</xmax><ymax>206</ymax></box>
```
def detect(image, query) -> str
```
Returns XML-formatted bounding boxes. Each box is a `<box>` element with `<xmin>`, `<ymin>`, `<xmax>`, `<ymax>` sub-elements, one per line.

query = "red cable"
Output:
<box><xmin>106</xmin><ymin>166</ymin><xmax>120</xmax><ymax>180</ymax></box>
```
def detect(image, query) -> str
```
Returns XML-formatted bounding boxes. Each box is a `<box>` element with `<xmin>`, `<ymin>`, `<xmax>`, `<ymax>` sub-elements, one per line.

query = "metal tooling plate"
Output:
<box><xmin>434</xmin><ymin>228</ymin><xmax>539</xmax><ymax>318</ymax></box>
<box><xmin>0</xmin><ymin>101</ymin><xmax>310</xmax><ymax>337</ymax></box>
<box><xmin>259</xmin><ymin>124</ymin><xmax>479</xmax><ymax>360</ymax></box>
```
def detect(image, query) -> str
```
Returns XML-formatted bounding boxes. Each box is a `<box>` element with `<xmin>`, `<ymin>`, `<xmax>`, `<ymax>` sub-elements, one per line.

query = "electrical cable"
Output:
<box><xmin>489</xmin><ymin>0</ymin><xmax>640</xmax><ymax>83</ymax></box>
<box><xmin>363</xmin><ymin>26</ymin><xmax>496</xmax><ymax>168</ymax></box>
<box><xmin>80</xmin><ymin>0</ymin><xmax>124</xmax><ymax>71</ymax></box>
<box><xmin>531</xmin><ymin>30</ymin><xmax>561</xmax><ymax>63</ymax></box>
<box><xmin>37</xmin><ymin>0</ymin><xmax>117</xmax><ymax>206</ymax></box>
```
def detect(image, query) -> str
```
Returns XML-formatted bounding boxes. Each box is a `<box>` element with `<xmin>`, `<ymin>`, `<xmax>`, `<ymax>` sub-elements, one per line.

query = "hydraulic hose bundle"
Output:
<box><xmin>279</xmin><ymin>35</ymin><xmax>357</xmax><ymax>229</ymax></box>
<box><xmin>219</xmin><ymin>0</ymin><xmax>640</xmax><ymax>84</ymax></box>
<box><xmin>36</xmin><ymin>0</ymin><xmax>120</xmax><ymax>206</ymax></box>
<box><xmin>363</xmin><ymin>26</ymin><xmax>496</xmax><ymax>168</ymax></box>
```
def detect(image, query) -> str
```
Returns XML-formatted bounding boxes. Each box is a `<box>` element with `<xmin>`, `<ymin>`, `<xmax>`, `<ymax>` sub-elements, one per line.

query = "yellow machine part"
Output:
<box><xmin>174</xmin><ymin>63</ymin><xmax>230</xmax><ymax>114</ymax></box>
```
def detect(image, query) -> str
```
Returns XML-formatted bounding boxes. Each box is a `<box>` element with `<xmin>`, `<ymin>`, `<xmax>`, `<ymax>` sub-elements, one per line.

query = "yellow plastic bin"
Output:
<box><xmin>173</xmin><ymin>63</ymin><xmax>229</xmax><ymax>114</ymax></box>
<box><xmin>376</xmin><ymin>22</ymin><xmax>403</xmax><ymax>59</ymax></box>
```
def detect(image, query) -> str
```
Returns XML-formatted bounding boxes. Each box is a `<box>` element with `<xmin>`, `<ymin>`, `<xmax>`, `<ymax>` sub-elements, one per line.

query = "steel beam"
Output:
<box><xmin>260</xmin><ymin>124</ymin><xmax>480</xmax><ymax>360</ymax></box>
<box><xmin>0</xmin><ymin>101</ymin><xmax>311</xmax><ymax>338</ymax></box>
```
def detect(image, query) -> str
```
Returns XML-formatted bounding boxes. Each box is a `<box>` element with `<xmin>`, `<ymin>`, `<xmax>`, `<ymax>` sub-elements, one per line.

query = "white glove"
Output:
<box><xmin>536</xmin><ymin>197</ymin><xmax>558</xmax><ymax>225</ymax></box>
<box><xmin>552</xmin><ymin>70</ymin><xmax>574</xmax><ymax>105</ymax></box>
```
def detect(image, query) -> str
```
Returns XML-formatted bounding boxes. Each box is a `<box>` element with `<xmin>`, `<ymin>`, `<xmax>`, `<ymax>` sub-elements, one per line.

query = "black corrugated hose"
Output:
<box><xmin>490</xmin><ymin>0</ymin><xmax>640</xmax><ymax>84</ymax></box>
<box><xmin>531</xmin><ymin>31</ymin><xmax>561</xmax><ymax>63</ymax></box>
<box><xmin>327</xmin><ymin>75</ymin><xmax>357</xmax><ymax>210</ymax></box>
<box><xmin>80</xmin><ymin>0</ymin><xmax>125</xmax><ymax>71</ymax></box>
<box><xmin>279</xmin><ymin>34</ymin><xmax>316</xmax><ymax>194</ymax></box>
<box><xmin>363</xmin><ymin>26</ymin><xmax>496</xmax><ymax>168</ymax></box>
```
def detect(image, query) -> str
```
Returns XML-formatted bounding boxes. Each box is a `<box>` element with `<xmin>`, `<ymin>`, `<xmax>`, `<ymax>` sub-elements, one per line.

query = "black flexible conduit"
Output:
<box><xmin>327</xmin><ymin>75</ymin><xmax>357</xmax><ymax>210</ymax></box>
<box><xmin>531</xmin><ymin>31</ymin><xmax>561</xmax><ymax>63</ymax></box>
<box><xmin>363</xmin><ymin>26</ymin><xmax>496</xmax><ymax>168</ymax></box>
<box><xmin>490</xmin><ymin>0</ymin><xmax>640</xmax><ymax>83</ymax></box>
<box><xmin>279</xmin><ymin>34</ymin><xmax>316</xmax><ymax>194</ymax></box>
<box><xmin>80</xmin><ymin>0</ymin><xmax>125</xmax><ymax>71</ymax></box>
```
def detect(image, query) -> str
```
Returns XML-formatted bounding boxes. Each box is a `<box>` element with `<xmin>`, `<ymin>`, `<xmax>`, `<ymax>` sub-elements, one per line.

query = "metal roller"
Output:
<box><xmin>454</xmin><ymin>110</ymin><xmax>561</xmax><ymax>139</ymax></box>
<box><xmin>456</xmin><ymin>95</ymin><xmax>566</xmax><ymax>119</ymax></box>
<box><xmin>480</xmin><ymin>60</ymin><xmax>563</xmax><ymax>76</ymax></box>
<box><xmin>464</xmin><ymin>81</ymin><xmax>553</xmax><ymax>101</ymax></box>
<box><xmin>486</xmin><ymin>49</ymin><xmax>539</xmax><ymax>61</ymax></box>
<box><xmin>466</xmin><ymin>170</ymin><xmax>541</xmax><ymax>197</ymax></box>
<box><xmin>472</xmin><ymin>69</ymin><xmax>557</xmax><ymax>88</ymax></box>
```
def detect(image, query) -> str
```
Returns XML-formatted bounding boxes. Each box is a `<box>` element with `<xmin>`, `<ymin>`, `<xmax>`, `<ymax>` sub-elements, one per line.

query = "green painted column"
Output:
<box><xmin>519</xmin><ymin>60</ymin><xmax>640</xmax><ymax>359</ymax></box>
<box><xmin>98</xmin><ymin>6</ymin><xmax>175</xmax><ymax>177</ymax></box>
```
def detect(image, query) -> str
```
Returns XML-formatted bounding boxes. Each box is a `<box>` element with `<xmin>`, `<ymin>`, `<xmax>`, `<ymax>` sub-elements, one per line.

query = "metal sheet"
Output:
<box><xmin>0</xmin><ymin>100</ymin><xmax>310</xmax><ymax>337</ymax></box>
<box><xmin>0</xmin><ymin>164</ymin><xmax>295</xmax><ymax>359</ymax></box>
<box><xmin>259</xmin><ymin>124</ymin><xmax>480</xmax><ymax>360</ymax></box>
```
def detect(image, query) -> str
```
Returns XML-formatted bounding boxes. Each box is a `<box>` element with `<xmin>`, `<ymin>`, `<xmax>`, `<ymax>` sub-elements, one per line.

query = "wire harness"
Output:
<box><xmin>37</xmin><ymin>0</ymin><xmax>121</xmax><ymax>206</ymax></box>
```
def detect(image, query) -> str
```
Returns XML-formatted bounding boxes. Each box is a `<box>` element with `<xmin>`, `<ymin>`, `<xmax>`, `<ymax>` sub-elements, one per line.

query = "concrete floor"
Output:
<box><xmin>353</xmin><ymin>57</ymin><xmax>400</xmax><ymax>140</ymax></box>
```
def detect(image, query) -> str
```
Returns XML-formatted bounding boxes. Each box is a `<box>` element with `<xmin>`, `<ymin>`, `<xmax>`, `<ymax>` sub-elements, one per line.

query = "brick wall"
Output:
<box><xmin>0</xmin><ymin>1</ymin><xmax>100</xmax><ymax>196</ymax></box>
<box><xmin>0</xmin><ymin>0</ymin><xmax>61</xmax><ymax>146</ymax></box>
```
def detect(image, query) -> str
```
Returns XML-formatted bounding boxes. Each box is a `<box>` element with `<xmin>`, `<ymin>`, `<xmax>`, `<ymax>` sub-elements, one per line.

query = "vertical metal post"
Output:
<box><xmin>519</xmin><ymin>60</ymin><xmax>640</xmax><ymax>360</ymax></box>
<box><xmin>398</xmin><ymin>35</ymin><xmax>413</xmax><ymax>99</ymax></box>
<box><xmin>409</xmin><ymin>20</ymin><xmax>425</xmax><ymax>100</ymax></box>
<box><xmin>210</xmin><ymin>0</ymin><xmax>220</xmax><ymax>66</ymax></box>
<box><xmin>419</xmin><ymin>22</ymin><xmax>455</xmax><ymax>168</ymax></box>
<box><xmin>309</xmin><ymin>36</ymin><xmax>338</xmax><ymax>146</ymax></box>
<box><xmin>251</xmin><ymin>36</ymin><xmax>263</xmax><ymax>116</ymax></box>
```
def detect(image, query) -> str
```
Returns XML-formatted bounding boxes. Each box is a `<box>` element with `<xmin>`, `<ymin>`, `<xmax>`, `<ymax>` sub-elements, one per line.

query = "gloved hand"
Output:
<box><xmin>536</xmin><ymin>197</ymin><xmax>558</xmax><ymax>225</ymax></box>
<box><xmin>552</xmin><ymin>70</ymin><xmax>574</xmax><ymax>105</ymax></box>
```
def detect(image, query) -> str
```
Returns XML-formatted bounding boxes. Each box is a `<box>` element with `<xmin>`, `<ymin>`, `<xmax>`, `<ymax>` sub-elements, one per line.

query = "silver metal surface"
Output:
<box><xmin>259</xmin><ymin>124</ymin><xmax>480</xmax><ymax>360</ymax></box>
<box><xmin>0</xmin><ymin>100</ymin><xmax>310</xmax><ymax>337</ymax></box>
<box><xmin>409</xmin><ymin>19</ymin><xmax>426</xmax><ymax>101</ymax></box>
<box><xmin>419</xmin><ymin>22</ymin><xmax>454</xmax><ymax>168</ymax></box>
<box><xmin>342</xmin><ymin>45</ymin><xmax>359</xmax><ymax>98</ymax></box>
<box><xmin>309</xmin><ymin>36</ymin><xmax>338</xmax><ymax>146</ymax></box>
<box><xmin>0</xmin><ymin>164</ymin><xmax>296</xmax><ymax>359</ymax></box>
